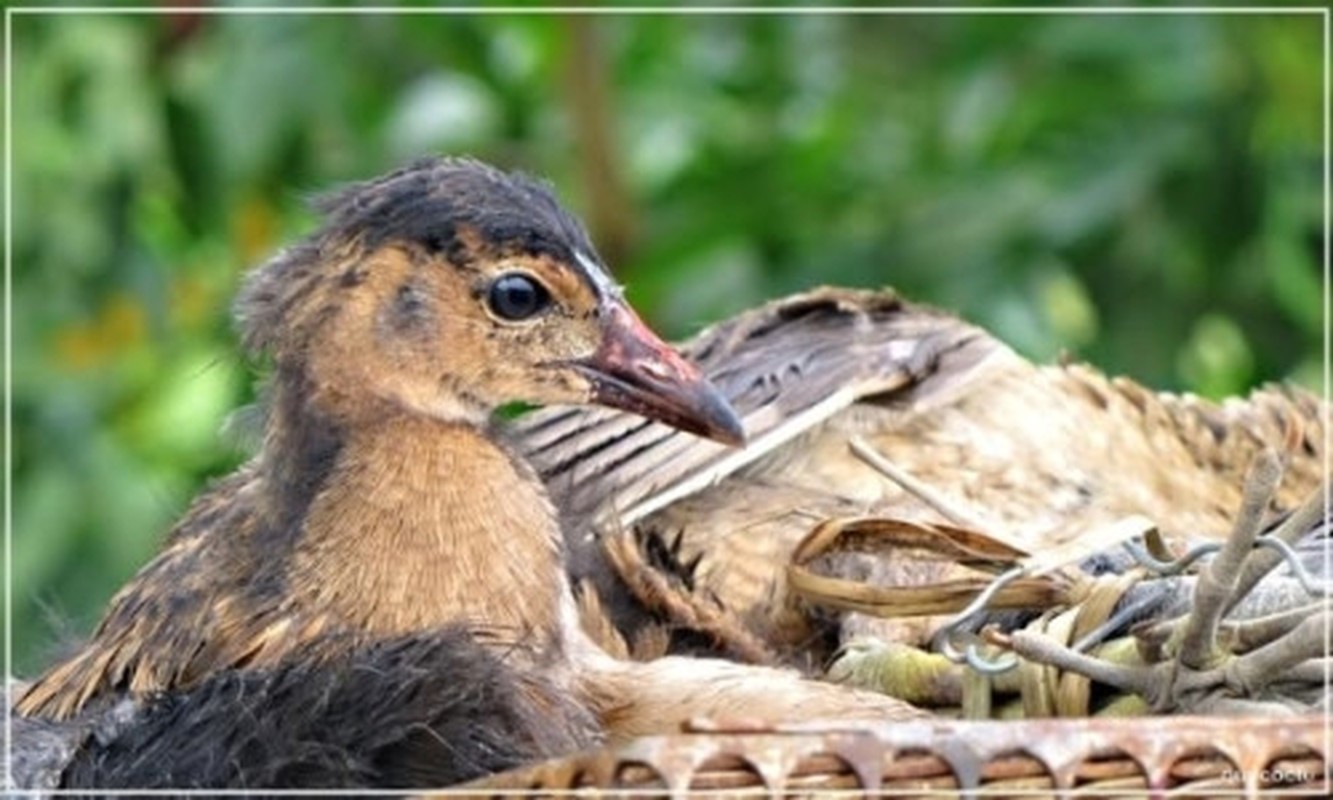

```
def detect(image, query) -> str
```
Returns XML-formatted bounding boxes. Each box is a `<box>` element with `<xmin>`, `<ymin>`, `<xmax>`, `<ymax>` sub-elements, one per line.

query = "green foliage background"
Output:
<box><xmin>9</xmin><ymin>9</ymin><xmax>1324</xmax><ymax>673</ymax></box>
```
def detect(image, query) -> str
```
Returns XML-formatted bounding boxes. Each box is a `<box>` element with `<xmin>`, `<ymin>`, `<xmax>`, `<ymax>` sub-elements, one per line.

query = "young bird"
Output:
<box><xmin>15</xmin><ymin>158</ymin><xmax>918</xmax><ymax>790</ymax></box>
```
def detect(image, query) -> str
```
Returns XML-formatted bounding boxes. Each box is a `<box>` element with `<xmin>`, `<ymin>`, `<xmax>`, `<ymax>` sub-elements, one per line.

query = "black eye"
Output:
<box><xmin>487</xmin><ymin>273</ymin><xmax>551</xmax><ymax>321</ymax></box>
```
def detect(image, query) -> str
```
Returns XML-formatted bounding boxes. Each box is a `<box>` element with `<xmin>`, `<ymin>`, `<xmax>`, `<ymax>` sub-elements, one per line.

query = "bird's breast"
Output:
<box><xmin>287</xmin><ymin>415</ymin><xmax>568</xmax><ymax>648</ymax></box>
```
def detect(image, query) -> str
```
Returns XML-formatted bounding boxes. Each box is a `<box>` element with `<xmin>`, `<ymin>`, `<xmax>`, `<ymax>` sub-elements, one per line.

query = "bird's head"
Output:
<box><xmin>236</xmin><ymin>157</ymin><xmax>744</xmax><ymax>446</ymax></box>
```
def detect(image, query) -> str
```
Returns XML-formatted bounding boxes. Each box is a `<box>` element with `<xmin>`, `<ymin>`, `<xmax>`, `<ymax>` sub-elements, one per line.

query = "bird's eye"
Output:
<box><xmin>487</xmin><ymin>273</ymin><xmax>551</xmax><ymax>321</ymax></box>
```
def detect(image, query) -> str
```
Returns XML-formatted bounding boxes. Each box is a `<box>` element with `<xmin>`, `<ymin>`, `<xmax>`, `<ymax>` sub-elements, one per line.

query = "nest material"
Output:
<box><xmin>789</xmin><ymin>440</ymin><xmax>1330</xmax><ymax>720</ymax></box>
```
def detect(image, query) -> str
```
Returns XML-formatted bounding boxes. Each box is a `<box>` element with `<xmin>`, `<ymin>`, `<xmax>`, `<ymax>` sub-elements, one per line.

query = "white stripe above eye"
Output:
<box><xmin>574</xmin><ymin>250</ymin><xmax>624</xmax><ymax>303</ymax></box>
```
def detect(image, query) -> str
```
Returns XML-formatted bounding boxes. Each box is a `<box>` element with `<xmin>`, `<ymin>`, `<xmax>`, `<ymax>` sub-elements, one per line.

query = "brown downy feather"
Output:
<box><xmin>18</xmin><ymin>403</ymin><xmax>574</xmax><ymax>723</ymax></box>
<box><xmin>18</xmin><ymin>160</ymin><xmax>612</xmax><ymax>723</ymax></box>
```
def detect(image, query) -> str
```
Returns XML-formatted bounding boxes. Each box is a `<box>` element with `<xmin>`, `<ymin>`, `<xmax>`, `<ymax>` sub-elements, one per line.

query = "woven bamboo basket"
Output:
<box><xmin>460</xmin><ymin>715</ymin><xmax>1327</xmax><ymax>798</ymax></box>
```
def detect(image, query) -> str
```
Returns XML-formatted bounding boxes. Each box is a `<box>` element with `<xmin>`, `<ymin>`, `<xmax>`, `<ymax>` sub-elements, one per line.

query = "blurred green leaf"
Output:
<box><xmin>1179</xmin><ymin>313</ymin><xmax>1258</xmax><ymax>398</ymax></box>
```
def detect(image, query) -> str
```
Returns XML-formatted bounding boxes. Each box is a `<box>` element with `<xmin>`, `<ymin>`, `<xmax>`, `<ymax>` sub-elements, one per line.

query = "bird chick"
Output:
<box><xmin>16</xmin><ymin>158</ymin><xmax>911</xmax><ymax>789</ymax></box>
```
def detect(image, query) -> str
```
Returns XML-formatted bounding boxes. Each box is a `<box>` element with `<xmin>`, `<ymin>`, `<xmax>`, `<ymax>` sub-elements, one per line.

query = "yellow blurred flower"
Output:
<box><xmin>53</xmin><ymin>292</ymin><xmax>148</xmax><ymax>370</ymax></box>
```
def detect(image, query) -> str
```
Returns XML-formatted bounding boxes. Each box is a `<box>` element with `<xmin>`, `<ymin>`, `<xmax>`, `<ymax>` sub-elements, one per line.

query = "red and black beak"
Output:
<box><xmin>573</xmin><ymin>303</ymin><xmax>745</xmax><ymax>446</ymax></box>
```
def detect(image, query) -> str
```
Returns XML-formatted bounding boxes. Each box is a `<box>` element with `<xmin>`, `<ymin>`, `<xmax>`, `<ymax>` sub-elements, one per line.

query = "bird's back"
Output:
<box><xmin>518</xmin><ymin>287</ymin><xmax>1326</xmax><ymax>657</ymax></box>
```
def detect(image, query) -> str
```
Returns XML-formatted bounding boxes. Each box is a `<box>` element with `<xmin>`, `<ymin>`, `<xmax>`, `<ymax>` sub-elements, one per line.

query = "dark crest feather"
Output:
<box><xmin>234</xmin><ymin>156</ymin><xmax>602</xmax><ymax>357</ymax></box>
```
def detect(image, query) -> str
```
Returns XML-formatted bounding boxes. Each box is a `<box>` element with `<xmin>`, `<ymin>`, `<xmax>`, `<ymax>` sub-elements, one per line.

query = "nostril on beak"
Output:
<box><xmin>638</xmin><ymin>359</ymin><xmax>674</xmax><ymax>382</ymax></box>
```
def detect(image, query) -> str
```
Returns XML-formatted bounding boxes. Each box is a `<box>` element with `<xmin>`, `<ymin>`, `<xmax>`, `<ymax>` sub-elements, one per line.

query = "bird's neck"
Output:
<box><xmin>259</xmin><ymin>370</ymin><xmax>570</xmax><ymax>651</ymax></box>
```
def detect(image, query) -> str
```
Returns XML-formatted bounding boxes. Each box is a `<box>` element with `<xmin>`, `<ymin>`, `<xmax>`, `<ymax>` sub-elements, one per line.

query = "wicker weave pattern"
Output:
<box><xmin>462</xmin><ymin>715</ymin><xmax>1328</xmax><ymax>797</ymax></box>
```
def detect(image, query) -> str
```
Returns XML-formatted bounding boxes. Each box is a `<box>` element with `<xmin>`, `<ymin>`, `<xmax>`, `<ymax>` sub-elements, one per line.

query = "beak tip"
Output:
<box><xmin>688</xmin><ymin>380</ymin><xmax>746</xmax><ymax>447</ymax></box>
<box><xmin>709</xmin><ymin>410</ymin><xmax>747</xmax><ymax>448</ymax></box>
